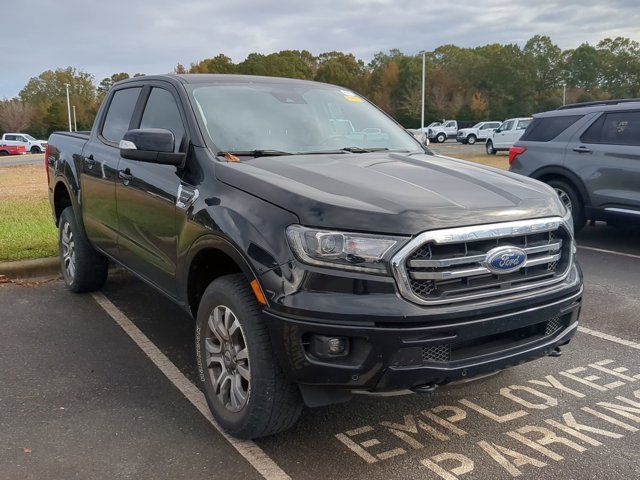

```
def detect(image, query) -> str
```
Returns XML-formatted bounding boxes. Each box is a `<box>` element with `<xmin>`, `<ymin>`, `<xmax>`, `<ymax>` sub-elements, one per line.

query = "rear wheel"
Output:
<box><xmin>486</xmin><ymin>140</ymin><xmax>496</xmax><ymax>155</ymax></box>
<box><xmin>196</xmin><ymin>274</ymin><xmax>303</xmax><ymax>439</ymax></box>
<box><xmin>545</xmin><ymin>179</ymin><xmax>586</xmax><ymax>233</ymax></box>
<box><xmin>58</xmin><ymin>207</ymin><xmax>108</xmax><ymax>292</ymax></box>
<box><xmin>436</xmin><ymin>133</ymin><xmax>447</xmax><ymax>143</ymax></box>
<box><xmin>467</xmin><ymin>134</ymin><xmax>477</xmax><ymax>145</ymax></box>
<box><xmin>0</xmin><ymin>150</ymin><xmax>8</xmax><ymax>156</ymax></box>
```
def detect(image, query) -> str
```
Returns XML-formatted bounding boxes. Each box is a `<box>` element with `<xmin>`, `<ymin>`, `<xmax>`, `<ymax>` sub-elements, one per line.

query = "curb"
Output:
<box><xmin>0</xmin><ymin>257</ymin><xmax>60</xmax><ymax>280</ymax></box>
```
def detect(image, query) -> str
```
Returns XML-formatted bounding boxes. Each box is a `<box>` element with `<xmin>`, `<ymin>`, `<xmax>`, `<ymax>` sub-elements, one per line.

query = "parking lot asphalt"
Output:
<box><xmin>2</xmin><ymin>222</ymin><xmax>640</xmax><ymax>480</ymax></box>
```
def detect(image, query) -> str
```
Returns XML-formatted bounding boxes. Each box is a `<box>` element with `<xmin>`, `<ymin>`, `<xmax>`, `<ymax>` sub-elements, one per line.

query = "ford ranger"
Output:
<box><xmin>46</xmin><ymin>74</ymin><xmax>583</xmax><ymax>439</ymax></box>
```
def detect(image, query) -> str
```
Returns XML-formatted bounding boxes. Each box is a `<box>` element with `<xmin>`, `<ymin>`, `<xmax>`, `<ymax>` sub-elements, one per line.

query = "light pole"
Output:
<box><xmin>420</xmin><ymin>51</ymin><xmax>426</xmax><ymax>130</ymax></box>
<box><xmin>65</xmin><ymin>83</ymin><xmax>72</xmax><ymax>132</ymax></box>
<box><xmin>72</xmin><ymin>105</ymin><xmax>77</xmax><ymax>132</ymax></box>
<box><xmin>562</xmin><ymin>82</ymin><xmax>567</xmax><ymax>106</ymax></box>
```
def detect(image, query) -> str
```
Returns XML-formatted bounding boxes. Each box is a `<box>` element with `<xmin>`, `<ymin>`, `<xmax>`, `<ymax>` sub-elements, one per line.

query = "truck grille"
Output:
<box><xmin>391</xmin><ymin>218</ymin><xmax>573</xmax><ymax>306</ymax></box>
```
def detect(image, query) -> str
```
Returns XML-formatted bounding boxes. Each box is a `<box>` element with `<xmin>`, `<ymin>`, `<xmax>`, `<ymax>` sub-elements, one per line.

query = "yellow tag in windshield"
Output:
<box><xmin>341</xmin><ymin>90</ymin><xmax>363</xmax><ymax>103</ymax></box>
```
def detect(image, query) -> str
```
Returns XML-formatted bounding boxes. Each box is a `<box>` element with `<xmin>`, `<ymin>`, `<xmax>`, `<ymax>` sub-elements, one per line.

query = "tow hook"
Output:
<box><xmin>411</xmin><ymin>384</ymin><xmax>438</xmax><ymax>394</ymax></box>
<box><xmin>549</xmin><ymin>346</ymin><xmax>562</xmax><ymax>357</ymax></box>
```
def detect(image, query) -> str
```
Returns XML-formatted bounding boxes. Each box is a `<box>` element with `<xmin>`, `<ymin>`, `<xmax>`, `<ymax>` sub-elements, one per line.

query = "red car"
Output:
<box><xmin>0</xmin><ymin>143</ymin><xmax>26</xmax><ymax>156</ymax></box>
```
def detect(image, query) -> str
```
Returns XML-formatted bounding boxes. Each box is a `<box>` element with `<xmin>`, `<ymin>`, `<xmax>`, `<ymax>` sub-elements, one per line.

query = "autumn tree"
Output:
<box><xmin>0</xmin><ymin>100</ymin><xmax>36</xmax><ymax>133</ymax></box>
<box><xmin>19</xmin><ymin>67</ymin><xmax>98</xmax><ymax>135</ymax></box>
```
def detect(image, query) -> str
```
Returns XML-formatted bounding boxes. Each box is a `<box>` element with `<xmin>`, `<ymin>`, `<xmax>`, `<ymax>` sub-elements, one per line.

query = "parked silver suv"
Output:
<box><xmin>509</xmin><ymin>99</ymin><xmax>640</xmax><ymax>232</ymax></box>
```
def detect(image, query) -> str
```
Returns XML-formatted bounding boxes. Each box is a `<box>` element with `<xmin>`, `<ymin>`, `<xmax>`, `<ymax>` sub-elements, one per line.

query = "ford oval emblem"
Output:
<box><xmin>484</xmin><ymin>246</ymin><xmax>527</xmax><ymax>274</ymax></box>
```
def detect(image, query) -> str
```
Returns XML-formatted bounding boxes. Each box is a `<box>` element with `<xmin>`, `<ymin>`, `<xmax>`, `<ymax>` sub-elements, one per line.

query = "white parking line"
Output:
<box><xmin>578</xmin><ymin>326</ymin><xmax>640</xmax><ymax>351</ymax></box>
<box><xmin>578</xmin><ymin>245</ymin><xmax>640</xmax><ymax>260</ymax></box>
<box><xmin>91</xmin><ymin>292</ymin><xmax>291</xmax><ymax>480</ymax></box>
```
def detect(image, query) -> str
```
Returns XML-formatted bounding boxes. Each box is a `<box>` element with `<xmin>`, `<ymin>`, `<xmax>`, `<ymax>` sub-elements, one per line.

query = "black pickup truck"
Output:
<box><xmin>46</xmin><ymin>74</ymin><xmax>583</xmax><ymax>439</ymax></box>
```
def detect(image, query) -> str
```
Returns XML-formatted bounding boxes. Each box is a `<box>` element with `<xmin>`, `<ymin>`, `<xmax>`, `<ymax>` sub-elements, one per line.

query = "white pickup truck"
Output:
<box><xmin>426</xmin><ymin>120</ymin><xmax>474</xmax><ymax>143</ymax></box>
<box><xmin>456</xmin><ymin>121</ymin><xmax>502</xmax><ymax>144</ymax></box>
<box><xmin>1</xmin><ymin>133</ymin><xmax>48</xmax><ymax>154</ymax></box>
<box><xmin>485</xmin><ymin>117</ymin><xmax>532</xmax><ymax>154</ymax></box>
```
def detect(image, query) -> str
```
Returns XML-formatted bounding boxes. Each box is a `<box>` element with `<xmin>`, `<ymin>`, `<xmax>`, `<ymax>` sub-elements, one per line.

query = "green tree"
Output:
<box><xmin>97</xmin><ymin>72</ymin><xmax>131</xmax><ymax>96</ymax></box>
<box><xmin>597</xmin><ymin>37</ymin><xmax>640</xmax><ymax>97</ymax></box>
<box><xmin>524</xmin><ymin>35</ymin><xmax>563</xmax><ymax>109</ymax></box>
<box><xmin>188</xmin><ymin>54</ymin><xmax>236</xmax><ymax>74</ymax></box>
<box><xmin>314</xmin><ymin>52</ymin><xmax>366</xmax><ymax>92</ymax></box>
<box><xmin>19</xmin><ymin>67</ymin><xmax>97</xmax><ymax>135</ymax></box>
<box><xmin>237</xmin><ymin>50</ymin><xmax>316</xmax><ymax>79</ymax></box>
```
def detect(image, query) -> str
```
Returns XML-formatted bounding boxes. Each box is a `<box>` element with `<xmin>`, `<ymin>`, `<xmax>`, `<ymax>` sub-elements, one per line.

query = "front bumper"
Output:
<box><xmin>265</xmin><ymin>275</ymin><xmax>582</xmax><ymax>397</ymax></box>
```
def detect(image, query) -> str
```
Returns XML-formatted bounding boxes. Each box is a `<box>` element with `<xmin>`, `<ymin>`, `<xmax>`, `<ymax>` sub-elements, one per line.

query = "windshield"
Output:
<box><xmin>472</xmin><ymin>122</ymin><xmax>483</xmax><ymax>128</ymax></box>
<box><xmin>427</xmin><ymin>122</ymin><xmax>441</xmax><ymax>128</ymax></box>
<box><xmin>23</xmin><ymin>134</ymin><xmax>36</xmax><ymax>141</ymax></box>
<box><xmin>189</xmin><ymin>82</ymin><xmax>421</xmax><ymax>155</ymax></box>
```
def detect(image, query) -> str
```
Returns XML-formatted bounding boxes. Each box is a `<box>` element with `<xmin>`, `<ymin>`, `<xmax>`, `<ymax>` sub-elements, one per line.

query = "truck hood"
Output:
<box><xmin>216</xmin><ymin>152</ymin><xmax>562</xmax><ymax>235</ymax></box>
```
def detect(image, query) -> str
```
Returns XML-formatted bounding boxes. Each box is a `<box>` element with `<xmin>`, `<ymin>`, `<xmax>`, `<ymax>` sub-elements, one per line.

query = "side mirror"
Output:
<box><xmin>407</xmin><ymin>129</ymin><xmax>428</xmax><ymax>145</ymax></box>
<box><xmin>119</xmin><ymin>128</ymin><xmax>185</xmax><ymax>166</ymax></box>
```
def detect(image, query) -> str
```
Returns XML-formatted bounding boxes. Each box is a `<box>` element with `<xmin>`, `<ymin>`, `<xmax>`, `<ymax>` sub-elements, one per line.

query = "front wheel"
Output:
<box><xmin>436</xmin><ymin>133</ymin><xmax>447</xmax><ymax>143</ymax></box>
<box><xmin>30</xmin><ymin>146</ymin><xmax>41</xmax><ymax>154</ymax></box>
<box><xmin>58</xmin><ymin>207</ymin><xmax>108</xmax><ymax>292</ymax></box>
<box><xmin>486</xmin><ymin>141</ymin><xmax>496</xmax><ymax>155</ymax></box>
<box><xmin>196</xmin><ymin>274</ymin><xmax>303</xmax><ymax>439</ymax></box>
<box><xmin>467</xmin><ymin>135</ymin><xmax>477</xmax><ymax>145</ymax></box>
<box><xmin>545</xmin><ymin>179</ymin><xmax>586</xmax><ymax>233</ymax></box>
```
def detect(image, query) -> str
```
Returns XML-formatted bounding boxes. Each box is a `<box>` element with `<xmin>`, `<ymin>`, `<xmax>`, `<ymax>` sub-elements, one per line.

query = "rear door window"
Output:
<box><xmin>516</xmin><ymin>119</ymin><xmax>532</xmax><ymax>130</ymax></box>
<box><xmin>101</xmin><ymin>87</ymin><xmax>142</xmax><ymax>144</ymax></box>
<box><xmin>139</xmin><ymin>88</ymin><xmax>186</xmax><ymax>152</ymax></box>
<box><xmin>600</xmin><ymin>111</ymin><xmax>640</xmax><ymax>146</ymax></box>
<box><xmin>520</xmin><ymin>115</ymin><xmax>582</xmax><ymax>142</ymax></box>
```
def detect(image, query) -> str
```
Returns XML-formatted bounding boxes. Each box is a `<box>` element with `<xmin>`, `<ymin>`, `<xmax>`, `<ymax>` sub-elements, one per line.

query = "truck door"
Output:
<box><xmin>81</xmin><ymin>86</ymin><xmax>142</xmax><ymax>258</ymax></box>
<box><xmin>567</xmin><ymin>110</ymin><xmax>640</xmax><ymax>214</ymax></box>
<box><xmin>444</xmin><ymin>121</ymin><xmax>457</xmax><ymax>138</ymax></box>
<box><xmin>115</xmin><ymin>84</ymin><xmax>187</xmax><ymax>296</ymax></box>
<box><xmin>493</xmin><ymin>120</ymin><xmax>513</xmax><ymax>149</ymax></box>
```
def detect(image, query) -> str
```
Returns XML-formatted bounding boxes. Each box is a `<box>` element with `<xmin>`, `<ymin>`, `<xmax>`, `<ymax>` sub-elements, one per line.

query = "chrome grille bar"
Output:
<box><xmin>409</xmin><ymin>253</ymin><xmax>562</xmax><ymax>280</ymax></box>
<box><xmin>408</xmin><ymin>240</ymin><xmax>563</xmax><ymax>268</ymax></box>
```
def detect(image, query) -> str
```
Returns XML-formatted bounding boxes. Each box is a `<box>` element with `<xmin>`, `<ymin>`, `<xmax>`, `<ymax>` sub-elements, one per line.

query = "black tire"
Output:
<box><xmin>467</xmin><ymin>134</ymin><xmax>477</xmax><ymax>145</ymax></box>
<box><xmin>436</xmin><ymin>133</ymin><xmax>446</xmax><ymax>143</ymax></box>
<box><xmin>0</xmin><ymin>150</ymin><xmax>8</xmax><ymax>156</ymax></box>
<box><xmin>486</xmin><ymin>140</ymin><xmax>496</xmax><ymax>155</ymax></box>
<box><xmin>58</xmin><ymin>207</ymin><xmax>108</xmax><ymax>293</ymax></box>
<box><xmin>196</xmin><ymin>274</ymin><xmax>303</xmax><ymax>439</ymax></box>
<box><xmin>545</xmin><ymin>179</ymin><xmax>586</xmax><ymax>233</ymax></box>
<box><xmin>30</xmin><ymin>146</ymin><xmax>41</xmax><ymax>154</ymax></box>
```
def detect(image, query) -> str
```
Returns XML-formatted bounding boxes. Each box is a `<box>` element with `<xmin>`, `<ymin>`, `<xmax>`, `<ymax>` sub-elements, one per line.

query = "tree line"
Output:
<box><xmin>1</xmin><ymin>35</ymin><xmax>639</xmax><ymax>138</ymax></box>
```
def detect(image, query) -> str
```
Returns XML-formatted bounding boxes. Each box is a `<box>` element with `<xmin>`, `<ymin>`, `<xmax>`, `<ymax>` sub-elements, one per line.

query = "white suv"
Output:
<box><xmin>1</xmin><ymin>133</ymin><xmax>48</xmax><ymax>154</ymax></box>
<box><xmin>485</xmin><ymin>117</ymin><xmax>532</xmax><ymax>154</ymax></box>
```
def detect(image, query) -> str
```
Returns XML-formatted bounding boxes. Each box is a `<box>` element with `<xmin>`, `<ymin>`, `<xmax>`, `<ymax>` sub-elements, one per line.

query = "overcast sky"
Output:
<box><xmin>3</xmin><ymin>0</ymin><xmax>640</xmax><ymax>98</ymax></box>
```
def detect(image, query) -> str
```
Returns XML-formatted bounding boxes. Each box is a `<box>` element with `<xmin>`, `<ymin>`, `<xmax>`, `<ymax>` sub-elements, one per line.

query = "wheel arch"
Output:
<box><xmin>530</xmin><ymin>166</ymin><xmax>591</xmax><ymax>207</ymax></box>
<box><xmin>183</xmin><ymin>235</ymin><xmax>262</xmax><ymax>318</ymax></box>
<box><xmin>53</xmin><ymin>178</ymin><xmax>74</xmax><ymax>226</ymax></box>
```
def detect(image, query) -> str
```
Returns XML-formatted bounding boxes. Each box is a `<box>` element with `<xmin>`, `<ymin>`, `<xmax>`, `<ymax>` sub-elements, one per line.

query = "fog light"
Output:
<box><xmin>310</xmin><ymin>335</ymin><xmax>349</xmax><ymax>358</ymax></box>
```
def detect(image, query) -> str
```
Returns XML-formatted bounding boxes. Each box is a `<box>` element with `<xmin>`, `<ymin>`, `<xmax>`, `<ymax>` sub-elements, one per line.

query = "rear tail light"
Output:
<box><xmin>44</xmin><ymin>144</ymin><xmax>52</xmax><ymax>183</ymax></box>
<box><xmin>508</xmin><ymin>146</ymin><xmax>526</xmax><ymax>165</ymax></box>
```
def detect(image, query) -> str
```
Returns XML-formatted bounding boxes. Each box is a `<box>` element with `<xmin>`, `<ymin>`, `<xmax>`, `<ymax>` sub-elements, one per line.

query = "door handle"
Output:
<box><xmin>118</xmin><ymin>169</ymin><xmax>133</xmax><ymax>183</ymax></box>
<box><xmin>572</xmin><ymin>146</ymin><xmax>592</xmax><ymax>154</ymax></box>
<box><xmin>84</xmin><ymin>154</ymin><xmax>96</xmax><ymax>167</ymax></box>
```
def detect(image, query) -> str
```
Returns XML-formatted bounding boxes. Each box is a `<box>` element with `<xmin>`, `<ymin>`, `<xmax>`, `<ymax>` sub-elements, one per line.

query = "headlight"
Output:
<box><xmin>286</xmin><ymin>225</ymin><xmax>405</xmax><ymax>273</ymax></box>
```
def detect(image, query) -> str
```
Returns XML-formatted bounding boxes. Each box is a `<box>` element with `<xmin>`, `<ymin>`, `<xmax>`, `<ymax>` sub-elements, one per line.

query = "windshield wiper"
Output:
<box><xmin>216</xmin><ymin>149</ymin><xmax>293</xmax><ymax>158</ymax></box>
<box><xmin>339</xmin><ymin>147</ymin><xmax>389</xmax><ymax>153</ymax></box>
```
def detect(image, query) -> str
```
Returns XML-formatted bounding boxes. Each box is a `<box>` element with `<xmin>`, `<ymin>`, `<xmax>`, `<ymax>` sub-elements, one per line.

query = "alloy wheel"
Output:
<box><xmin>61</xmin><ymin>221</ymin><xmax>76</xmax><ymax>280</ymax></box>
<box><xmin>204</xmin><ymin>305</ymin><xmax>250</xmax><ymax>413</ymax></box>
<box><xmin>555</xmin><ymin>187</ymin><xmax>572</xmax><ymax>212</ymax></box>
